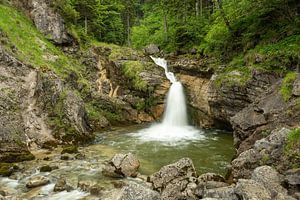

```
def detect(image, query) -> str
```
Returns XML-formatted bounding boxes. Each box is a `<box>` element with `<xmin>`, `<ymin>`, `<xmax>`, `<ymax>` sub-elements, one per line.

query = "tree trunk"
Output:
<box><xmin>84</xmin><ymin>16</ymin><xmax>87</xmax><ymax>35</ymax></box>
<box><xmin>163</xmin><ymin>12</ymin><xmax>168</xmax><ymax>42</ymax></box>
<box><xmin>200</xmin><ymin>0</ymin><xmax>203</xmax><ymax>17</ymax></box>
<box><xmin>127</xmin><ymin>13</ymin><xmax>131</xmax><ymax>46</ymax></box>
<box><xmin>196</xmin><ymin>0</ymin><xmax>199</xmax><ymax>17</ymax></box>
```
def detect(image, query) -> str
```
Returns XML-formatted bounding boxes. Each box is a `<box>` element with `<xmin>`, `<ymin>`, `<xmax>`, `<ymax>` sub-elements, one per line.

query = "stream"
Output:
<box><xmin>0</xmin><ymin>124</ymin><xmax>234</xmax><ymax>199</ymax></box>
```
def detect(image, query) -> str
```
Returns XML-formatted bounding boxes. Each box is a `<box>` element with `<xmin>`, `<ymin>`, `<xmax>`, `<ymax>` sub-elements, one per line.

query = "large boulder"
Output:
<box><xmin>144</xmin><ymin>44</ymin><xmax>160</xmax><ymax>55</ymax></box>
<box><xmin>149</xmin><ymin>158</ymin><xmax>198</xmax><ymax>200</ymax></box>
<box><xmin>251</xmin><ymin>166</ymin><xmax>287</xmax><ymax>198</ymax></box>
<box><xmin>103</xmin><ymin>153</ymin><xmax>140</xmax><ymax>178</ymax></box>
<box><xmin>29</xmin><ymin>0</ymin><xmax>72</xmax><ymax>44</ymax></box>
<box><xmin>234</xmin><ymin>179</ymin><xmax>272</xmax><ymax>200</ymax></box>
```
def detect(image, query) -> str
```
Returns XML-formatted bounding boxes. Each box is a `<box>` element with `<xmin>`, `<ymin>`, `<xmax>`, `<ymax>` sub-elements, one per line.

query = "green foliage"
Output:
<box><xmin>122</xmin><ymin>61</ymin><xmax>147</xmax><ymax>91</ymax></box>
<box><xmin>0</xmin><ymin>5</ymin><xmax>84</xmax><ymax>78</ymax></box>
<box><xmin>280</xmin><ymin>72</ymin><xmax>297</xmax><ymax>101</ymax></box>
<box><xmin>285</xmin><ymin>128</ymin><xmax>300</xmax><ymax>167</ymax></box>
<box><xmin>61</xmin><ymin>145</ymin><xmax>79</xmax><ymax>154</ymax></box>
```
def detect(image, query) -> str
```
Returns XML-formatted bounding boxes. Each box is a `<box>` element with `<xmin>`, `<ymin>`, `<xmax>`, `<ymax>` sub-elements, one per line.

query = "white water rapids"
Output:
<box><xmin>133</xmin><ymin>57</ymin><xmax>204</xmax><ymax>143</ymax></box>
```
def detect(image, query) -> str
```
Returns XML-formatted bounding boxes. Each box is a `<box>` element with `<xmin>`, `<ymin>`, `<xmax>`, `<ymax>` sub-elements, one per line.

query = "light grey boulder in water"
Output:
<box><xmin>26</xmin><ymin>176</ymin><xmax>49</xmax><ymax>188</ymax></box>
<box><xmin>103</xmin><ymin>153</ymin><xmax>140</xmax><ymax>177</ymax></box>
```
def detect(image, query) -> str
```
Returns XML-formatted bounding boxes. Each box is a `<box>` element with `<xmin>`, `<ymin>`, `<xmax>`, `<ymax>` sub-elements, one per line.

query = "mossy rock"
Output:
<box><xmin>40</xmin><ymin>165</ymin><xmax>53</xmax><ymax>172</ymax></box>
<box><xmin>61</xmin><ymin>146</ymin><xmax>79</xmax><ymax>154</ymax></box>
<box><xmin>0</xmin><ymin>152</ymin><xmax>35</xmax><ymax>163</ymax></box>
<box><xmin>0</xmin><ymin>163</ymin><xmax>14</xmax><ymax>177</ymax></box>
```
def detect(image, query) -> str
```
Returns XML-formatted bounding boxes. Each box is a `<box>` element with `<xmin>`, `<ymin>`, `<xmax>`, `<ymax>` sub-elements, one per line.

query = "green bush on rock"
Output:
<box><xmin>284</xmin><ymin>128</ymin><xmax>300</xmax><ymax>168</ymax></box>
<box><xmin>280</xmin><ymin>72</ymin><xmax>297</xmax><ymax>101</ymax></box>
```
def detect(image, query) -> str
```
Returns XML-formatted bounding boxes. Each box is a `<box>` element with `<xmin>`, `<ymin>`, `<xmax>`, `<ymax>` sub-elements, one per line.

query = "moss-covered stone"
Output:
<box><xmin>61</xmin><ymin>145</ymin><xmax>79</xmax><ymax>154</ymax></box>
<box><xmin>40</xmin><ymin>165</ymin><xmax>53</xmax><ymax>172</ymax></box>
<box><xmin>0</xmin><ymin>163</ymin><xmax>14</xmax><ymax>176</ymax></box>
<box><xmin>0</xmin><ymin>152</ymin><xmax>35</xmax><ymax>163</ymax></box>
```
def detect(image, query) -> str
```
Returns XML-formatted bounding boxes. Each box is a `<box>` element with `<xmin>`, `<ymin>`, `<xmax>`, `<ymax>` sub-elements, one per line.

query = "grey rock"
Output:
<box><xmin>149</xmin><ymin>158</ymin><xmax>198</xmax><ymax>200</ymax></box>
<box><xmin>26</xmin><ymin>176</ymin><xmax>49</xmax><ymax>188</ymax></box>
<box><xmin>235</xmin><ymin>179</ymin><xmax>272</xmax><ymax>200</ymax></box>
<box><xmin>103</xmin><ymin>153</ymin><xmax>140</xmax><ymax>178</ymax></box>
<box><xmin>117</xmin><ymin>183</ymin><xmax>161</xmax><ymax>200</ymax></box>
<box><xmin>144</xmin><ymin>44</ymin><xmax>160</xmax><ymax>55</ymax></box>
<box><xmin>54</xmin><ymin>177</ymin><xmax>69</xmax><ymax>192</ymax></box>
<box><xmin>251</xmin><ymin>166</ymin><xmax>287</xmax><ymax>197</ymax></box>
<box><xmin>202</xmin><ymin>186</ymin><xmax>239</xmax><ymax>200</ymax></box>
<box><xmin>30</xmin><ymin>0</ymin><xmax>72</xmax><ymax>44</ymax></box>
<box><xmin>198</xmin><ymin>173</ymin><xmax>225</xmax><ymax>182</ymax></box>
<box><xmin>284</xmin><ymin>168</ymin><xmax>300</xmax><ymax>186</ymax></box>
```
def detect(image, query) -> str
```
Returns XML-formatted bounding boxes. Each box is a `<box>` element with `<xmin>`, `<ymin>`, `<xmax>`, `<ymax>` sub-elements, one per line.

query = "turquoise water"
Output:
<box><xmin>95</xmin><ymin>124</ymin><xmax>234</xmax><ymax>176</ymax></box>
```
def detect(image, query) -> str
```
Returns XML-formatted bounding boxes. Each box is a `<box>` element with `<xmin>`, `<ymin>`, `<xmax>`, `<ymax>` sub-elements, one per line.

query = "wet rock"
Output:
<box><xmin>103</xmin><ymin>153</ymin><xmax>140</xmax><ymax>178</ymax></box>
<box><xmin>39</xmin><ymin>165</ymin><xmax>53</xmax><ymax>172</ymax></box>
<box><xmin>144</xmin><ymin>44</ymin><xmax>160</xmax><ymax>55</ymax></box>
<box><xmin>149</xmin><ymin>158</ymin><xmax>197</xmax><ymax>200</ymax></box>
<box><xmin>77</xmin><ymin>179</ymin><xmax>98</xmax><ymax>192</ymax></box>
<box><xmin>60</xmin><ymin>154</ymin><xmax>75</xmax><ymax>160</ymax></box>
<box><xmin>89</xmin><ymin>184</ymin><xmax>104</xmax><ymax>196</ymax></box>
<box><xmin>234</xmin><ymin>179</ymin><xmax>272</xmax><ymax>200</ymax></box>
<box><xmin>117</xmin><ymin>182</ymin><xmax>161</xmax><ymax>200</ymax></box>
<box><xmin>26</xmin><ymin>176</ymin><xmax>49</xmax><ymax>188</ymax></box>
<box><xmin>0</xmin><ymin>163</ymin><xmax>14</xmax><ymax>177</ymax></box>
<box><xmin>54</xmin><ymin>177</ymin><xmax>67</xmax><ymax>192</ymax></box>
<box><xmin>111</xmin><ymin>181</ymin><xmax>126</xmax><ymax>188</ymax></box>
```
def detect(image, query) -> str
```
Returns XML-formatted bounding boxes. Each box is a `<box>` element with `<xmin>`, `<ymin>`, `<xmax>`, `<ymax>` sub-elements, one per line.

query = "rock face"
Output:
<box><xmin>27</xmin><ymin>0</ymin><xmax>71</xmax><ymax>44</ymax></box>
<box><xmin>230</xmin><ymin>80</ymin><xmax>298</xmax><ymax>149</ymax></box>
<box><xmin>103</xmin><ymin>153</ymin><xmax>140</xmax><ymax>178</ymax></box>
<box><xmin>149</xmin><ymin>158</ymin><xmax>198</xmax><ymax>200</ymax></box>
<box><xmin>209</xmin><ymin>71</ymin><xmax>279</xmax><ymax>129</ymax></box>
<box><xmin>231</xmin><ymin>128</ymin><xmax>293</xmax><ymax>179</ymax></box>
<box><xmin>0</xmin><ymin>45</ymin><xmax>34</xmax><ymax>162</ymax></box>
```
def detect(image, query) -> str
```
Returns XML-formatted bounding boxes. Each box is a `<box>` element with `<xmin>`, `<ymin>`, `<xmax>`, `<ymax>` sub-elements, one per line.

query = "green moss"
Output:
<box><xmin>1</xmin><ymin>152</ymin><xmax>35</xmax><ymax>163</ymax></box>
<box><xmin>0</xmin><ymin>163</ymin><xmax>13</xmax><ymax>177</ymax></box>
<box><xmin>61</xmin><ymin>145</ymin><xmax>79</xmax><ymax>154</ymax></box>
<box><xmin>284</xmin><ymin>128</ymin><xmax>300</xmax><ymax>167</ymax></box>
<box><xmin>0</xmin><ymin>5</ymin><xmax>85</xmax><ymax>78</ymax></box>
<box><xmin>246</xmin><ymin>35</ymin><xmax>300</xmax><ymax>72</ymax></box>
<box><xmin>40</xmin><ymin>165</ymin><xmax>53</xmax><ymax>172</ymax></box>
<box><xmin>122</xmin><ymin>61</ymin><xmax>148</xmax><ymax>91</ymax></box>
<box><xmin>280</xmin><ymin>72</ymin><xmax>297</xmax><ymax>101</ymax></box>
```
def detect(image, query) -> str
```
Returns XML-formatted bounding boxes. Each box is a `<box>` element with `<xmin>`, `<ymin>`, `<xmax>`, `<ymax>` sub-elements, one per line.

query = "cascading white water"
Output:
<box><xmin>150</xmin><ymin>56</ymin><xmax>188</xmax><ymax>126</ymax></box>
<box><xmin>132</xmin><ymin>57</ymin><xmax>204</xmax><ymax>143</ymax></box>
<box><xmin>163</xmin><ymin>82</ymin><xmax>188</xmax><ymax>126</ymax></box>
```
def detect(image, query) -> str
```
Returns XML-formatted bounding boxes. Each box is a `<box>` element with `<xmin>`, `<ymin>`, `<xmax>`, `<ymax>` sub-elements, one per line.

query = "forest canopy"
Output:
<box><xmin>53</xmin><ymin>0</ymin><xmax>299</xmax><ymax>61</ymax></box>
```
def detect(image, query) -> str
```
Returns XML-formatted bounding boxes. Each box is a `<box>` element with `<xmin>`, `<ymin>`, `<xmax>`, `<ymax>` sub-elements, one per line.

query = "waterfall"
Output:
<box><xmin>132</xmin><ymin>57</ymin><xmax>204</xmax><ymax>143</ymax></box>
<box><xmin>150</xmin><ymin>56</ymin><xmax>188</xmax><ymax>126</ymax></box>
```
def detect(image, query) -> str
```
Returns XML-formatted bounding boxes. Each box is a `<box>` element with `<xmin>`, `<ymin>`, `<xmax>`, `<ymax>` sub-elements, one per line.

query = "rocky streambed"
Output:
<box><xmin>0</xmin><ymin>126</ymin><xmax>299</xmax><ymax>200</ymax></box>
<box><xmin>0</xmin><ymin>125</ymin><xmax>235</xmax><ymax>199</ymax></box>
